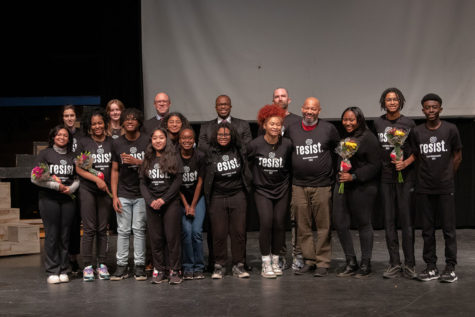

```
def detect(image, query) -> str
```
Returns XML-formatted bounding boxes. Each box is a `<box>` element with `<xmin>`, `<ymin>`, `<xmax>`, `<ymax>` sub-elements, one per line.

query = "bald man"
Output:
<box><xmin>142</xmin><ymin>92</ymin><xmax>171</xmax><ymax>136</ymax></box>
<box><xmin>286</xmin><ymin>97</ymin><xmax>340</xmax><ymax>277</ymax></box>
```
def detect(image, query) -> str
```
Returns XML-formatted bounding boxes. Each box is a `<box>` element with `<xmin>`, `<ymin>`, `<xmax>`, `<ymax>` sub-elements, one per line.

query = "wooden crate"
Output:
<box><xmin>0</xmin><ymin>208</ymin><xmax>20</xmax><ymax>224</ymax></box>
<box><xmin>0</xmin><ymin>240</ymin><xmax>40</xmax><ymax>256</ymax></box>
<box><xmin>8</xmin><ymin>225</ymin><xmax>39</xmax><ymax>242</ymax></box>
<box><xmin>0</xmin><ymin>182</ymin><xmax>11</xmax><ymax>209</ymax></box>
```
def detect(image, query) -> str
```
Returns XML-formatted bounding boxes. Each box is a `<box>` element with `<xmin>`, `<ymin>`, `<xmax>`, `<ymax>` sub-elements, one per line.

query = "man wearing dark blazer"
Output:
<box><xmin>197</xmin><ymin>95</ymin><xmax>252</xmax><ymax>153</ymax></box>
<box><xmin>142</xmin><ymin>92</ymin><xmax>171</xmax><ymax>136</ymax></box>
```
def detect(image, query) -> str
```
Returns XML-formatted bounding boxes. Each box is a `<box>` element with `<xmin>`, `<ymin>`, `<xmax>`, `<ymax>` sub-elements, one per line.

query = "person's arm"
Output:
<box><xmin>31</xmin><ymin>174</ymin><xmax>60</xmax><ymax>191</ymax></box>
<box><xmin>188</xmin><ymin>176</ymin><xmax>203</xmax><ymax>216</ymax></box>
<box><xmin>180</xmin><ymin>192</ymin><xmax>190</xmax><ymax>211</ymax></box>
<box><xmin>121</xmin><ymin>154</ymin><xmax>143</xmax><ymax>166</ymax></box>
<box><xmin>160</xmin><ymin>173</ymin><xmax>183</xmax><ymax>204</ymax></box>
<box><xmin>75</xmin><ymin>165</ymin><xmax>108</xmax><ymax>192</ymax></box>
<box><xmin>111</xmin><ymin>161</ymin><xmax>122</xmax><ymax>213</ymax></box>
<box><xmin>349</xmin><ymin>132</ymin><xmax>381</xmax><ymax>183</ymax></box>
<box><xmin>453</xmin><ymin>150</ymin><xmax>462</xmax><ymax>173</ymax></box>
<box><xmin>393</xmin><ymin>154</ymin><xmax>415</xmax><ymax>171</ymax></box>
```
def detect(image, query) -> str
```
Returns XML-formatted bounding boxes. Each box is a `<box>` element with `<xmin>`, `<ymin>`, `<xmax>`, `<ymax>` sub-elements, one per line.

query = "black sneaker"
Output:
<box><xmin>134</xmin><ymin>265</ymin><xmax>147</xmax><ymax>281</ymax></box>
<box><xmin>110</xmin><ymin>265</ymin><xmax>129</xmax><ymax>281</ymax></box>
<box><xmin>193</xmin><ymin>271</ymin><xmax>205</xmax><ymax>280</ymax></box>
<box><xmin>183</xmin><ymin>271</ymin><xmax>194</xmax><ymax>280</ymax></box>
<box><xmin>418</xmin><ymin>266</ymin><xmax>440</xmax><ymax>282</ymax></box>
<box><xmin>70</xmin><ymin>260</ymin><xmax>80</xmax><ymax>276</ymax></box>
<box><xmin>439</xmin><ymin>267</ymin><xmax>458</xmax><ymax>283</ymax></box>
<box><xmin>294</xmin><ymin>264</ymin><xmax>316</xmax><ymax>275</ymax></box>
<box><xmin>354</xmin><ymin>261</ymin><xmax>371</xmax><ymax>279</ymax></box>
<box><xmin>382</xmin><ymin>264</ymin><xmax>402</xmax><ymax>279</ymax></box>
<box><xmin>403</xmin><ymin>265</ymin><xmax>417</xmax><ymax>279</ymax></box>
<box><xmin>168</xmin><ymin>270</ymin><xmax>183</xmax><ymax>285</ymax></box>
<box><xmin>151</xmin><ymin>269</ymin><xmax>167</xmax><ymax>284</ymax></box>
<box><xmin>313</xmin><ymin>267</ymin><xmax>328</xmax><ymax>277</ymax></box>
<box><xmin>232</xmin><ymin>263</ymin><xmax>250</xmax><ymax>278</ymax></box>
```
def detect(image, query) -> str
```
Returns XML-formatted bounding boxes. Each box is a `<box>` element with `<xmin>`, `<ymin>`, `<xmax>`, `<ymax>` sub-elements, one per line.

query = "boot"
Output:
<box><xmin>354</xmin><ymin>259</ymin><xmax>371</xmax><ymax>278</ymax></box>
<box><xmin>337</xmin><ymin>256</ymin><xmax>359</xmax><ymax>277</ymax></box>
<box><xmin>271</xmin><ymin>255</ymin><xmax>283</xmax><ymax>276</ymax></box>
<box><xmin>261</xmin><ymin>256</ymin><xmax>276</xmax><ymax>279</ymax></box>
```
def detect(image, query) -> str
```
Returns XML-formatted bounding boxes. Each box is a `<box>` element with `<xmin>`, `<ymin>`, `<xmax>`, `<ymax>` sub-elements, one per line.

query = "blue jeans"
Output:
<box><xmin>181</xmin><ymin>196</ymin><xmax>206</xmax><ymax>273</ymax></box>
<box><xmin>116</xmin><ymin>197</ymin><xmax>146</xmax><ymax>266</ymax></box>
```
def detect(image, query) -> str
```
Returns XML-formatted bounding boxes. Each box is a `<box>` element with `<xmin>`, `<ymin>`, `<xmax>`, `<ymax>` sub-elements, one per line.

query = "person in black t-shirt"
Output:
<box><xmin>142</xmin><ymin>92</ymin><xmax>171</xmax><ymax>137</ymax></box>
<box><xmin>203</xmin><ymin>122</ymin><xmax>252</xmax><ymax>279</ymax></box>
<box><xmin>106</xmin><ymin>99</ymin><xmax>125</xmax><ymax>139</ymax></box>
<box><xmin>31</xmin><ymin>125</ymin><xmax>79</xmax><ymax>284</ymax></box>
<box><xmin>110</xmin><ymin>108</ymin><xmax>149</xmax><ymax>281</ymax></box>
<box><xmin>286</xmin><ymin>97</ymin><xmax>340</xmax><ymax>277</ymax></box>
<box><xmin>248</xmin><ymin>105</ymin><xmax>292</xmax><ymax>279</ymax></box>
<box><xmin>140</xmin><ymin>128</ymin><xmax>183</xmax><ymax>285</ymax></box>
<box><xmin>412</xmin><ymin>93</ymin><xmax>462</xmax><ymax>283</ymax></box>
<box><xmin>61</xmin><ymin>104</ymin><xmax>82</xmax><ymax>274</ymax></box>
<box><xmin>178</xmin><ymin>128</ymin><xmax>206</xmax><ymax>280</ymax></box>
<box><xmin>160</xmin><ymin>112</ymin><xmax>191</xmax><ymax>145</ymax></box>
<box><xmin>333</xmin><ymin>107</ymin><xmax>380</xmax><ymax>278</ymax></box>
<box><xmin>374</xmin><ymin>88</ymin><xmax>417</xmax><ymax>279</ymax></box>
<box><xmin>75</xmin><ymin>108</ymin><xmax>113</xmax><ymax>281</ymax></box>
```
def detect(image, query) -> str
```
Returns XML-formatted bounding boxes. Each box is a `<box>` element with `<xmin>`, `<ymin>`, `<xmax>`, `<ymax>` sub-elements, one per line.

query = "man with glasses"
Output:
<box><xmin>142</xmin><ymin>92</ymin><xmax>171</xmax><ymax>136</ymax></box>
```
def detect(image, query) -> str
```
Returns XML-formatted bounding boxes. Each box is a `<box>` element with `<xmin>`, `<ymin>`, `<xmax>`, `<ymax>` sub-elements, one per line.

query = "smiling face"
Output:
<box><xmin>384</xmin><ymin>92</ymin><xmax>400</xmax><ymax>114</ymax></box>
<box><xmin>422</xmin><ymin>100</ymin><xmax>442</xmax><ymax>121</ymax></box>
<box><xmin>54</xmin><ymin>128</ymin><xmax>69</xmax><ymax>148</ymax></box>
<box><xmin>342</xmin><ymin>110</ymin><xmax>358</xmax><ymax>133</ymax></box>
<box><xmin>215</xmin><ymin>96</ymin><xmax>232</xmax><ymax>119</ymax></box>
<box><xmin>301</xmin><ymin>97</ymin><xmax>320</xmax><ymax>123</ymax></box>
<box><xmin>151</xmin><ymin>129</ymin><xmax>167</xmax><ymax>152</ymax></box>
<box><xmin>122</xmin><ymin>114</ymin><xmax>139</xmax><ymax>132</ymax></box>
<box><xmin>167</xmin><ymin>115</ymin><xmax>182</xmax><ymax>134</ymax></box>
<box><xmin>90</xmin><ymin>115</ymin><xmax>105</xmax><ymax>137</ymax></box>
<box><xmin>263</xmin><ymin>116</ymin><xmax>283</xmax><ymax>138</ymax></box>
<box><xmin>108</xmin><ymin>103</ymin><xmax>122</xmax><ymax>122</ymax></box>
<box><xmin>179</xmin><ymin>129</ymin><xmax>195</xmax><ymax>151</ymax></box>
<box><xmin>217</xmin><ymin>127</ymin><xmax>231</xmax><ymax>147</ymax></box>
<box><xmin>63</xmin><ymin>109</ymin><xmax>76</xmax><ymax>129</ymax></box>
<box><xmin>154</xmin><ymin>93</ymin><xmax>171</xmax><ymax>116</ymax></box>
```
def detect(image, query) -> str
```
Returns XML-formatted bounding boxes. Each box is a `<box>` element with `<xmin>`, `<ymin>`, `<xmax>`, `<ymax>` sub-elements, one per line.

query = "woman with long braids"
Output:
<box><xmin>178</xmin><ymin>127</ymin><xmax>206</xmax><ymax>280</ymax></box>
<box><xmin>106</xmin><ymin>99</ymin><xmax>125</xmax><ymax>139</ymax></box>
<box><xmin>31</xmin><ymin>125</ymin><xmax>79</xmax><ymax>284</ymax></box>
<box><xmin>203</xmin><ymin>122</ymin><xmax>252</xmax><ymax>279</ymax></box>
<box><xmin>140</xmin><ymin>128</ymin><xmax>183</xmax><ymax>285</ymax></box>
<box><xmin>75</xmin><ymin>108</ymin><xmax>113</xmax><ymax>281</ymax></box>
<box><xmin>333</xmin><ymin>107</ymin><xmax>380</xmax><ymax>278</ymax></box>
<box><xmin>247</xmin><ymin>105</ymin><xmax>292</xmax><ymax>278</ymax></box>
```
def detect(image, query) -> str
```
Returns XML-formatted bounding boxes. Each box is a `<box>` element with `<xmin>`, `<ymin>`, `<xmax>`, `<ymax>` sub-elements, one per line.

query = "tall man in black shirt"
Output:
<box><xmin>272</xmin><ymin>88</ymin><xmax>301</xmax><ymax>135</ymax></box>
<box><xmin>142</xmin><ymin>92</ymin><xmax>171</xmax><ymax>136</ymax></box>
<box><xmin>287</xmin><ymin>97</ymin><xmax>340</xmax><ymax>277</ymax></box>
<box><xmin>412</xmin><ymin>93</ymin><xmax>462</xmax><ymax>283</ymax></box>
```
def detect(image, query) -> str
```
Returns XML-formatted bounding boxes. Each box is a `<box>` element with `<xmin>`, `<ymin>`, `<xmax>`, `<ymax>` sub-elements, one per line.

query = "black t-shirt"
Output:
<box><xmin>34</xmin><ymin>147</ymin><xmax>76</xmax><ymax>199</ymax></box>
<box><xmin>247</xmin><ymin>135</ymin><xmax>292</xmax><ymax>199</ymax></box>
<box><xmin>70</xmin><ymin>128</ymin><xmax>83</xmax><ymax>154</ymax></box>
<box><xmin>287</xmin><ymin>120</ymin><xmax>340</xmax><ymax>187</ymax></box>
<box><xmin>180</xmin><ymin>150</ymin><xmax>205</xmax><ymax>204</ymax></box>
<box><xmin>112</xmin><ymin>134</ymin><xmax>148</xmax><ymax>198</ymax></box>
<box><xmin>411</xmin><ymin>121</ymin><xmax>462</xmax><ymax>194</ymax></box>
<box><xmin>213</xmin><ymin>148</ymin><xmax>243</xmax><ymax>196</ymax></box>
<box><xmin>110</xmin><ymin>128</ymin><xmax>122</xmax><ymax>140</ymax></box>
<box><xmin>140</xmin><ymin>157</ymin><xmax>182</xmax><ymax>206</ymax></box>
<box><xmin>373</xmin><ymin>115</ymin><xmax>416</xmax><ymax>183</ymax></box>
<box><xmin>76</xmin><ymin>136</ymin><xmax>113</xmax><ymax>193</ymax></box>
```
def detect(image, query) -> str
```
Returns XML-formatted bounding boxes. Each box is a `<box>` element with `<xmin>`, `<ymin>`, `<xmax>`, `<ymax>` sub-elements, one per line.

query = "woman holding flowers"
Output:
<box><xmin>373</xmin><ymin>88</ymin><xmax>417</xmax><ymax>279</ymax></box>
<box><xmin>31</xmin><ymin>125</ymin><xmax>79</xmax><ymax>284</ymax></box>
<box><xmin>333</xmin><ymin>107</ymin><xmax>380</xmax><ymax>278</ymax></box>
<box><xmin>75</xmin><ymin>108</ymin><xmax>114</xmax><ymax>281</ymax></box>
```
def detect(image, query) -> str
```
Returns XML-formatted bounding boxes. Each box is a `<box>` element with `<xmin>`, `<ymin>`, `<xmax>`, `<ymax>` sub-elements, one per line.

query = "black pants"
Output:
<box><xmin>381</xmin><ymin>182</ymin><xmax>415</xmax><ymax>267</ymax></box>
<box><xmin>255</xmin><ymin>191</ymin><xmax>289</xmax><ymax>255</ymax></box>
<box><xmin>147</xmin><ymin>199</ymin><xmax>182</xmax><ymax>271</ymax></box>
<box><xmin>417</xmin><ymin>193</ymin><xmax>457</xmax><ymax>268</ymax></box>
<box><xmin>208</xmin><ymin>191</ymin><xmax>247</xmax><ymax>266</ymax></box>
<box><xmin>79</xmin><ymin>187</ymin><xmax>111</xmax><ymax>267</ymax></box>
<box><xmin>333</xmin><ymin>183</ymin><xmax>377</xmax><ymax>262</ymax></box>
<box><xmin>68</xmin><ymin>193</ymin><xmax>81</xmax><ymax>256</ymax></box>
<box><xmin>39</xmin><ymin>194</ymin><xmax>76</xmax><ymax>275</ymax></box>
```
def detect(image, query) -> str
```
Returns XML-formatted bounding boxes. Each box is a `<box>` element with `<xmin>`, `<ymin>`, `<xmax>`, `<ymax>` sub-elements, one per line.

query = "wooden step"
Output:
<box><xmin>0</xmin><ymin>182</ymin><xmax>11</xmax><ymax>209</ymax></box>
<box><xmin>0</xmin><ymin>240</ymin><xmax>40</xmax><ymax>256</ymax></box>
<box><xmin>20</xmin><ymin>219</ymin><xmax>44</xmax><ymax>239</ymax></box>
<box><xmin>0</xmin><ymin>208</ymin><xmax>20</xmax><ymax>224</ymax></box>
<box><xmin>8</xmin><ymin>224</ymin><xmax>39</xmax><ymax>242</ymax></box>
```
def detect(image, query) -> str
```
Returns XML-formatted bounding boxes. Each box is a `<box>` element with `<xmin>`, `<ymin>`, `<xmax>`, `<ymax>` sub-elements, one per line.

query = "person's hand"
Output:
<box><xmin>113</xmin><ymin>197</ymin><xmax>123</xmax><ymax>213</ymax></box>
<box><xmin>95</xmin><ymin>178</ymin><xmax>108</xmax><ymax>191</ymax></box>
<box><xmin>151</xmin><ymin>198</ymin><xmax>166</xmax><ymax>210</ymax></box>
<box><xmin>339</xmin><ymin>172</ymin><xmax>353</xmax><ymax>183</ymax></box>
<box><xmin>186</xmin><ymin>206</ymin><xmax>195</xmax><ymax>218</ymax></box>
<box><xmin>121</xmin><ymin>153</ymin><xmax>138</xmax><ymax>165</ymax></box>
<box><xmin>392</xmin><ymin>158</ymin><xmax>406</xmax><ymax>171</ymax></box>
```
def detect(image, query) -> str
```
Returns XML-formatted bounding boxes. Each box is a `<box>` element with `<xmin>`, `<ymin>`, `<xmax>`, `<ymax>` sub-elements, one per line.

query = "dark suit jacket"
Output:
<box><xmin>142</xmin><ymin>116</ymin><xmax>162</xmax><ymax>137</ymax></box>
<box><xmin>197</xmin><ymin>117</ymin><xmax>252</xmax><ymax>153</ymax></box>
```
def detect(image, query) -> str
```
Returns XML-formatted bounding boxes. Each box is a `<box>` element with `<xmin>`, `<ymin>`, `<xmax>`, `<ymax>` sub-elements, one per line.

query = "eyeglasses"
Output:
<box><xmin>154</xmin><ymin>100</ymin><xmax>169</xmax><ymax>104</ymax></box>
<box><xmin>217</xmin><ymin>133</ymin><xmax>231</xmax><ymax>138</ymax></box>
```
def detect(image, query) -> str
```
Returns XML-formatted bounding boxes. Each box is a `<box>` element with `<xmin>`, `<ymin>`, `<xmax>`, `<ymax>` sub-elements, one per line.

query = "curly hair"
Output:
<box><xmin>120</xmin><ymin>108</ymin><xmax>144</xmax><ymax>129</ymax></box>
<box><xmin>141</xmin><ymin>128</ymin><xmax>181</xmax><ymax>176</ymax></box>
<box><xmin>81</xmin><ymin>108</ymin><xmax>109</xmax><ymax>136</ymax></box>
<box><xmin>379</xmin><ymin>88</ymin><xmax>406</xmax><ymax>111</ymax></box>
<box><xmin>209</xmin><ymin>121</ymin><xmax>240</xmax><ymax>150</ymax></box>
<box><xmin>257</xmin><ymin>104</ymin><xmax>286</xmax><ymax>127</ymax></box>
<box><xmin>160</xmin><ymin>112</ymin><xmax>191</xmax><ymax>131</ymax></box>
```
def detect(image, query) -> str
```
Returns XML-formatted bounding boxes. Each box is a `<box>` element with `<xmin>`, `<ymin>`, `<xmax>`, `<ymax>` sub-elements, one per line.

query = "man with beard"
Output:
<box><xmin>272</xmin><ymin>88</ymin><xmax>301</xmax><ymax>135</ymax></box>
<box><xmin>286</xmin><ymin>97</ymin><xmax>339</xmax><ymax>277</ymax></box>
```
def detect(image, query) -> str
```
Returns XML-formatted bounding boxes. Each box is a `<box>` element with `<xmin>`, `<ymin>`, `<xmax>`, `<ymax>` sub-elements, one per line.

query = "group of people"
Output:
<box><xmin>31</xmin><ymin>87</ymin><xmax>462</xmax><ymax>285</ymax></box>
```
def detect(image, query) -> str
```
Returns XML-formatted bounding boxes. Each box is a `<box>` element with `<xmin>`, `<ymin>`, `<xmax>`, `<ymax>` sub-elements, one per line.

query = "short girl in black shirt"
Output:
<box><xmin>140</xmin><ymin>128</ymin><xmax>183</xmax><ymax>285</ymax></box>
<box><xmin>160</xmin><ymin>112</ymin><xmax>190</xmax><ymax>144</ymax></box>
<box><xmin>203</xmin><ymin>122</ymin><xmax>252</xmax><ymax>279</ymax></box>
<box><xmin>248</xmin><ymin>105</ymin><xmax>292</xmax><ymax>279</ymax></box>
<box><xmin>333</xmin><ymin>107</ymin><xmax>380</xmax><ymax>278</ymax></box>
<box><xmin>31</xmin><ymin>125</ymin><xmax>79</xmax><ymax>284</ymax></box>
<box><xmin>76</xmin><ymin>108</ymin><xmax>113</xmax><ymax>281</ymax></box>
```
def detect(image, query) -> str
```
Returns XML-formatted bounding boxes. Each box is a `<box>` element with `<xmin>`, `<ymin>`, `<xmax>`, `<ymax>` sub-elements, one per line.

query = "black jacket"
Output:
<box><xmin>197</xmin><ymin>117</ymin><xmax>252</xmax><ymax>153</ymax></box>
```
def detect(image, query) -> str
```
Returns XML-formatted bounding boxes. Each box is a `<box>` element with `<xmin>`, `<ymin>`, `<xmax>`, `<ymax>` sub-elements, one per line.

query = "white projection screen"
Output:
<box><xmin>141</xmin><ymin>0</ymin><xmax>475</xmax><ymax>122</ymax></box>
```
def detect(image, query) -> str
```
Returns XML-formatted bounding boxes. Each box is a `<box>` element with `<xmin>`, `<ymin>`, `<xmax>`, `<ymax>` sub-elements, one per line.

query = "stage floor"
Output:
<box><xmin>1</xmin><ymin>230</ymin><xmax>475</xmax><ymax>316</ymax></box>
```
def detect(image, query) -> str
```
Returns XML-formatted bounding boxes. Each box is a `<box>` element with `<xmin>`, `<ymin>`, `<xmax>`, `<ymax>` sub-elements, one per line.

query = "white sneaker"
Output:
<box><xmin>272</xmin><ymin>255</ymin><xmax>283</xmax><ymax>276</ymax></box>
<box><xmin>261</xmin><ymin>256</ymin><xmax>276</xmax><ymax>279</ymax></box>
<box><xmin>47</xmin><ymin>275</ymin><xmax>60</xmax><ymax>284</ymax></box>
<box><xmin>59</xmin><ymin>274</ymin><xmax>70</xmax><ymax>283</ymax></box>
